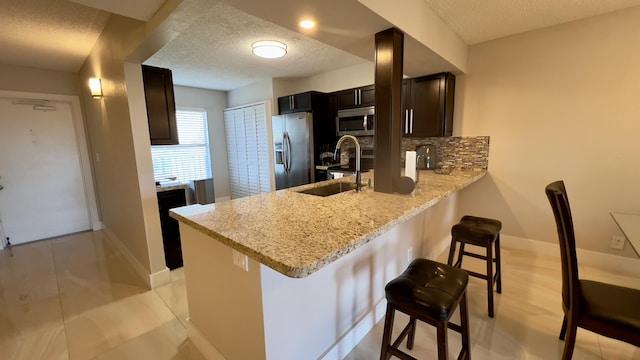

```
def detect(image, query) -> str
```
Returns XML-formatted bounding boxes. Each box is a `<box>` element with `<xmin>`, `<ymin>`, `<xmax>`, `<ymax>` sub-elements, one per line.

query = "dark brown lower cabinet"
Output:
<box><xmin>157</xmin><ymin>189</ymin><xmax>186</xmax><ymax>269</ymax></box>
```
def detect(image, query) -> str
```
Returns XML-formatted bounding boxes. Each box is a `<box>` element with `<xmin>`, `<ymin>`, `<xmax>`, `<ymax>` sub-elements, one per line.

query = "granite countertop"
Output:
<box><xmin>156</xmin><ymin>182</ymin><xmax>189</xmax><ymax>192</ymax></box>
<box><xmin>170</xmin><ymin>170</ymin><xmax>486</xmax><ymax>278</ymax></box>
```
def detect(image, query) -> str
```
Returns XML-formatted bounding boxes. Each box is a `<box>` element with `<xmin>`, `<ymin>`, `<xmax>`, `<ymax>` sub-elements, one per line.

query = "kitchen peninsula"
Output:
<box><xmin>170</xmin><ymin>170</ymin><xmax>486</xmax><ymax>360</ymax></box>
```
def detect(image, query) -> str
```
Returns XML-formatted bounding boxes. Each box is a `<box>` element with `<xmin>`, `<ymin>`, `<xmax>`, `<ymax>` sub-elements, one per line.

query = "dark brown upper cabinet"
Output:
<box><xmin>276</xmin><ymin>91</ymin><xmax>333</xmax><ymax>168</ymax></box>
<box><xmin>334</xmin><ymin>84</ymin><xmax>375</xmax><ymax>110</ymax></box>
<box><xmin>277</xmin><ymin>92</ymin><xmax>317</xmax><ymax>114</ymax></box>
<box><xmin>142</xmin><ymin>65</ymin><xmax>178</xmax><ymax>145</ymax></box>
<box><xmin>402</xmin><ymin>72</ymin><xmax>455</xmax><ymax>138</ymax></box>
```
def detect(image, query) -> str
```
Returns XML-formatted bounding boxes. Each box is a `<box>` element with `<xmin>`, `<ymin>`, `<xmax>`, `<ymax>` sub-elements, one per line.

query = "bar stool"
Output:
<box><xmin>447</xmin><ymin>215</ymin><xmax>502</xmax><ymax>318</ymax></box>
<box><xmin>380</xmin><ymin>258</ymin><xmax>471</xmax><ymax>360</ymax></box>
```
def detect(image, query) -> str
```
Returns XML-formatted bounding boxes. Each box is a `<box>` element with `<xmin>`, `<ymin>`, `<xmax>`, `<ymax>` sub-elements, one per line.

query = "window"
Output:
<box><xmin>151</xmin><ymin>109</ymin><xmax>212</xmax><ymax>181</ymax></box>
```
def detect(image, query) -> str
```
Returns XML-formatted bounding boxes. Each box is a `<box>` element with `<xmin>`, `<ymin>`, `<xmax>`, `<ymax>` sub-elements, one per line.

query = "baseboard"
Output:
<box><xmin>150</xmin><ymin>267</ymin><xmax>171</xmax><ymax>288</ymax></box>
<box><xmin>185</xmin><ymin>318</ymin><xmax>226</xmax><ymax>360</ymax></box>
<box><xmin>502</xmin><ymin>235</ymin><xmax>640</xmax><ymax>278</ymax></box>
<box><xmin>102</xmin><ymin>227</ymin><xmax>171</xmax><ymax>289</ymax></box>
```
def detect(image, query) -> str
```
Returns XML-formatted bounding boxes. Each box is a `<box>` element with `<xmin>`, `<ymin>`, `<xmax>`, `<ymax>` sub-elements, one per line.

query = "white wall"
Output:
<box><xmin>457</xmin><ymin>7</ymin><xmax>640</xmax><ymax>258</ymax></box>
<box><xmin>173</xmin><ymin>85</ymin><xmax>230</xmax><ymax>202</ymax></box>
<box><xmin>79</xmin><ymin>0</ymin><xmax>183</xmax><ymax>287</ymax></box>
<box><xmin>358</xmin><ymin>0</ymin><xmax>467</xmax><ymax>73</ymax></box>
<box><xmin>0</xmin><ymin>64</ymin><xmax>80</xmax><ymax>96</ymax></box>
<box><xmin>275</xmin><ymin>62</ymin><xmax>375</xmax><ymax>96</ymax></box>
<box><xmin>227</xmin><ymin>79</ymin><xmax>274</xmax><ymax>109</ymax></box>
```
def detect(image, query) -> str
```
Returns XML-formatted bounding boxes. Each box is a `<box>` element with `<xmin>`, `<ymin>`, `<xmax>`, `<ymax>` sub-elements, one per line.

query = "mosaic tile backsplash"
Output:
<box><xmin>352</xmin><ymin>136</ymin><xmax>490</xmax><ymax>171</ymax></box>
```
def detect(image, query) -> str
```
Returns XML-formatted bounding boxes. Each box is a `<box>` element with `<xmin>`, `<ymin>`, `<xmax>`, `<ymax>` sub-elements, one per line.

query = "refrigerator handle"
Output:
<box><xmin>283</xmin><ymin>132</ymin><xmax>292</xmax><ymax>174</ymax></box>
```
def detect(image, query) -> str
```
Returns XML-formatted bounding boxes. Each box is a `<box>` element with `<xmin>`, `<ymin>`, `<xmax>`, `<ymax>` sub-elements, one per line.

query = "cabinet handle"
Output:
<box><xmin>354</xmin><ymin>89</ymin><xmax>358</xmax><ymax>105</ymax></box>
<box><xmin>363</xmin><ymin>115</ymin><xmax>367</xmax><ymax>130</ymax></box>
<box><xmin>410</xmin><ymin>109</ymin><xmax>414</xmax><ymax>134</ymax></box>
<box><xmin>405</xmin><ymin>109</ymin><xmax>409</xmax><ymax>134</ymax></box>
<box><xmin>358</xmin><ymin>89</ymin><xmax>362</xmax><ymax>105</ymax></box>
<box><xmin>290</xmin><ymin>95</ymin><xmax>295</xmax><ymax>110</ymax></box>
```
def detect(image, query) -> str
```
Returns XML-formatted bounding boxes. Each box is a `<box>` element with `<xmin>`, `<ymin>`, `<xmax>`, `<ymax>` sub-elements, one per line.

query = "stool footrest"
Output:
<box><xmin>466</xmin><ymin>270</ymin><xmax>500</xmax><ymax>289</ymax></box>
<box><xmin>392</xmin><ymin>320</ymin><xmax>414</xmax><ymax>350</ymax></box>
<box><xmin>386</xmin><ymin>319</ymin><xmax>466</xmax><ymax>360</ymax></box>
<box><xmin>387</xmin><ymin>347</ymin><xmax>418</xmax><ymax>360</ymax></box>
<box><xmin>461</xmin><ymin>251</ymin><xmax>497</xmax><ymax>262</ymax></box>
<box><xmin>466</xmin><ymin>269</ymin><xmax>488</xmax><ymax>280</ymax></box>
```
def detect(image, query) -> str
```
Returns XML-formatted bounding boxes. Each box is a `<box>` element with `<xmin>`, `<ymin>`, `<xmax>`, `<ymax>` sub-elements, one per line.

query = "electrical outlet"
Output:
<box><xmin>232</xmin><ymin>250</ymin><xmax>249</xmax><ymax>271</ymax></box>
<box><xmin>611</xmin><ymin>235</ymin><xmax>626</xmax><ymax>250</ymax></box>
<box><xmin>407</xmin><ymin>247</ymin><xmax>413</xmax><ymax>262</ymax></box>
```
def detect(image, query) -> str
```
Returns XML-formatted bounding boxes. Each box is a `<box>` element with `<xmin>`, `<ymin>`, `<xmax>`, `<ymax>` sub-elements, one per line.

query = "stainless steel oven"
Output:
<box><xmin>336</xmin><ymin>106</ymin><xmax>374</xmax><ymax>136</ymax></box>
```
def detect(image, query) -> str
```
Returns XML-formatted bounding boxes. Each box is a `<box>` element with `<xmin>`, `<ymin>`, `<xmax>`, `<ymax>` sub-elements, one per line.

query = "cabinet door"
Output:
<box><xmin>157</xmin><ymin>189</ymin><xmax>186</xmax><ymax>269</ymax></box>
<box><xmin>335</xmin><ymin>88</ymin><xmax>358</xmax><ymax>109</ymax></box>
<box><xmin>292</xmin><ymin>92</ymin><xmax>313</xmax><ymax>112</ymax></box>
<box><xmin>277</xmin><ymin>96</ymin><xmax>293</xmax><ymax>114</ymax></box>
<box><xmin>409</xmin><ymin>75</ymin><xmax>442</xmax><ymax>137</ymax></box>
<box><xmin>359</xmin><ymin>85</ymin><xmax>375</xmax><ymax>107</ymax></box>
<box><xmin>443</xmin><ymin>74</ymin><xmax>455</xmax><ymax>136</ymax></box>
<box><xmin>335</xmin><ymin>86</ymin><xmax>375</xmax><ymax>109</ymax></box>
<box><xmin>278</xmin><ymin>92</ymin><xmax>313</xmax><ymax>114</ymax></box>
<box><xmin>142</xmin><ymin>65</ymin><xmax>178</xmax><ymax>145</ymax></box>
<box><xmin>401</xmin><ymin>79</ymin><xmax>410</xmax><ymax>135</ymax></box>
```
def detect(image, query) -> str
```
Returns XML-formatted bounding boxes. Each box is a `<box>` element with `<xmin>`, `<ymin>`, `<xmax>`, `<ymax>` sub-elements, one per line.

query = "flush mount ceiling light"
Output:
<box><xmin>300</xmin><ymin>20</ymin><xmax>315</xmax><ymax>29</ymax></box>
<box><xmin>251</xmin><ymin>40</ymin><xmax>287</xmax><ymax>59</ymax></box>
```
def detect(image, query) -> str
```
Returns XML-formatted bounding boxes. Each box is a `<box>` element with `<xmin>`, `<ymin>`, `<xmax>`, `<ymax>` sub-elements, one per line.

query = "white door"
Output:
<box><xmin>0</xmin><ymin>98</ymin><xmax>91</xmax><ymax>245</ymax></box>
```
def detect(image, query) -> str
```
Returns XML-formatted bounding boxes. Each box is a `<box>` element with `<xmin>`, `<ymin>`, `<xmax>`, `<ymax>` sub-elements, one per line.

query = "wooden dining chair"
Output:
<box><xmin>545</xmin><ymin>180</ymin><xmax>640</xmax><ymax>359</ymax></box>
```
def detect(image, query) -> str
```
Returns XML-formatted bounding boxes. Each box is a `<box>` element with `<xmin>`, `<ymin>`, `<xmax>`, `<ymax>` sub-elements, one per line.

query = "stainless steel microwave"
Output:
<box><xmin>336</xmin><ymin>106</ymin><xmax>375</xmax><ymax>136</ymax></box>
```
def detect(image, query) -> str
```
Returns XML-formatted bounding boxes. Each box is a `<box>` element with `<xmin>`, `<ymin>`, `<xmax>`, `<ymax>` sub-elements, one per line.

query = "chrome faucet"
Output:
<box><xmin>334</xmin><ymin>135</ymin><xmax>361</xmax><ymax>191</ymax></box>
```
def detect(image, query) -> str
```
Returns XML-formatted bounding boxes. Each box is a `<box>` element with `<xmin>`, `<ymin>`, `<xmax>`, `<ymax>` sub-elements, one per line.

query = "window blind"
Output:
<box><xmin>151</xmin><ymin>109</ymin><xmax>212</xmax><ymax>182</ymax></box>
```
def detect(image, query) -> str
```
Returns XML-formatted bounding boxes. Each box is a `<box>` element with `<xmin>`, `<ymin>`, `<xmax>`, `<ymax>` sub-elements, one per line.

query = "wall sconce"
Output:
<box><xmin>251</xmin><ymin>40</ymin><xmax>287</xmax><ymax>59</ymax></box>
<box><xmin>89</xmin><ymin>78</ymin><xmax>103</xmax><ymax>99</ymax></box>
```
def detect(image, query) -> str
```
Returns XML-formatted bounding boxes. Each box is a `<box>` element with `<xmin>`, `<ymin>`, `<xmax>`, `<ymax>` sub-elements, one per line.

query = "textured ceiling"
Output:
<box><xmin>0</xmin><ymin>0</ymin><xmax>110</xmax><ymax>72</ymax></box>
<box><xmin>144</xmin><ymin>1</ymin><xmax>367</xmax><ymax>91</ymax></box>
<box><xmin>3</xmin><ymin>0</ymin><xmax>640</xmax><ymax>88</ymax></box>
<box><xmin>68</xmin><ymin>0</ymin><xmax>166</xmax><ymax>21</ymax></box>
<box><xmin>423</xmin><ymin>0</ymin><xmax>640</xmax><ymax>44</ymax></box>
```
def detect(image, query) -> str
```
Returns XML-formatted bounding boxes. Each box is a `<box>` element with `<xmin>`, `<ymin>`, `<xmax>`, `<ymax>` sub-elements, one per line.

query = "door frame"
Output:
<box><xmin>0</xmin><ymin>90</ymin><xmax>101</xmax><ymax>249</ymax></box>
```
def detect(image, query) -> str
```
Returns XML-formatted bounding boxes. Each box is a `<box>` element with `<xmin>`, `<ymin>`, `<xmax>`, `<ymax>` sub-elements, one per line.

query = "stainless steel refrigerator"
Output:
<box><xmin>272</xmin><ymin>112</ymin><xmax>315</xmax><ymax>190</ymax></box>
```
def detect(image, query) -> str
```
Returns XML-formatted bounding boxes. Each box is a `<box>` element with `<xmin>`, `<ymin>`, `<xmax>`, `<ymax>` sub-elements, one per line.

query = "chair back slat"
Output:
<box><xmin>545</xmin><ymin>180</ymin><xmax>580</xmax><ymax>312</ymax></box>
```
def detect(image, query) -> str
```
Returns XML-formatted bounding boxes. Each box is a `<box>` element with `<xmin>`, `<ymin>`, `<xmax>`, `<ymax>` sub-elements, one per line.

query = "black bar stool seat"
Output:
<box><xmin>380</xmin><ymin>258</ymin><xmax>471</xmax><ymax>360</ymax></box>
<box><xmin>447</xmin><ymin>215</ymin><xmax>502</xmax><ymax>318</ymax></box>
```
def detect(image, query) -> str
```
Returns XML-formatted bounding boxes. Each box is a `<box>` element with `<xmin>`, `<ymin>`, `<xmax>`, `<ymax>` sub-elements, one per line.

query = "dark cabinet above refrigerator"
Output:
<box><xmin>277</xmin><ymin>91</ymin><xmax>326</xmax><ymax>114</ymax></box>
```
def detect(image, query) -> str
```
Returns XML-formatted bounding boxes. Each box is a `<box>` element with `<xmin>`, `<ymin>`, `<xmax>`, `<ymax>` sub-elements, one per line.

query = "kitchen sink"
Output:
<box><xmin>297</xmin><ymin>182</ymin><xmax>358</xmax><ymax>197</ymax></box>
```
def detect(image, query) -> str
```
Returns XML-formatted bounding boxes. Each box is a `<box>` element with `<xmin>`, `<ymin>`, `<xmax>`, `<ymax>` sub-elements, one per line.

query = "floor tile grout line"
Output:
<box><xmin>48</xmin><ymin>237</ymin><xmax>74</xmax><ymax>359</ymax></box>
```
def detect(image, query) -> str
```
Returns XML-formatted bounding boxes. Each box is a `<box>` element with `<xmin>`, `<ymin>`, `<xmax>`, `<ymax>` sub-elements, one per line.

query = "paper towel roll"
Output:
<box><xmin>405</xmin><ymin>151</ymin><xmax>417</xmax><ymax>182</ymax></box>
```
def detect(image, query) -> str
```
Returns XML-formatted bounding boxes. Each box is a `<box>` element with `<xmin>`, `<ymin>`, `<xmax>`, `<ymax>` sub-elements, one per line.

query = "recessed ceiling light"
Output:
<box><xmin>251</xmin><ymin>40</ymin><xmax>287</xmax><ymax>59</ymax></box>
<box><xmin>300</xmin><ymin>20</ymin><xmax>315</xmax><ymax>29</ymax></box>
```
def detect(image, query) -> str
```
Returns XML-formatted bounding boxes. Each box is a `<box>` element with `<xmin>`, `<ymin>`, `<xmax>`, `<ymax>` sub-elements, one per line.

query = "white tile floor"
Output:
<box><xmin>0</xmin><ymin>231</ymin><xmax>203</xmax><ymax>360</ymax></box>
<box><xmin>0</xmin><ymin>230</ymin><xmax>638</xmax><ymax>359</ymax></box>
